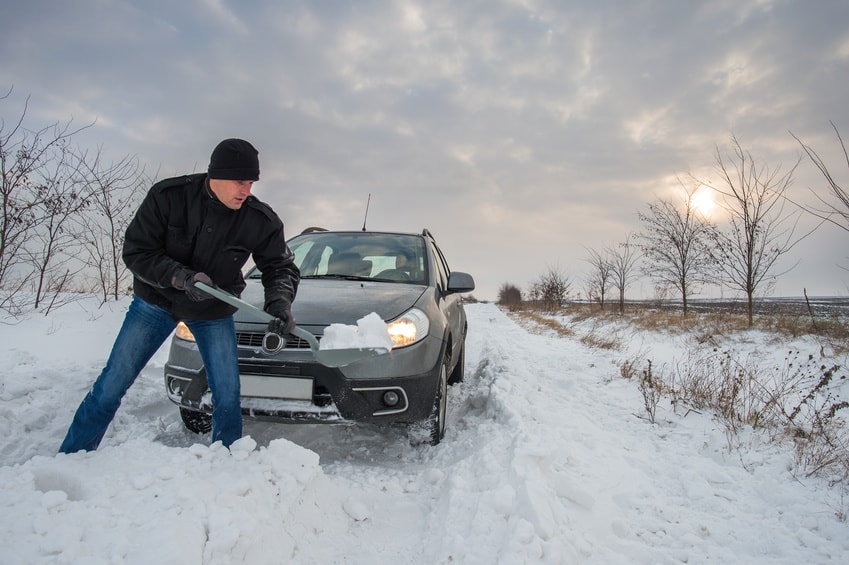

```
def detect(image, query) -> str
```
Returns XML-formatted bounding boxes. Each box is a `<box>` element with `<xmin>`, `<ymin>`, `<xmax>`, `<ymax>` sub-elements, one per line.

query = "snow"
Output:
<box><xmin>320</xmin><ymin>312</ymin><xmax>393</xmax><ymax>351</ymax></box>
<box><xmin>1</xmin><ymin>296</ymin><xmax>848</xmax><ymax>564</ymax></box>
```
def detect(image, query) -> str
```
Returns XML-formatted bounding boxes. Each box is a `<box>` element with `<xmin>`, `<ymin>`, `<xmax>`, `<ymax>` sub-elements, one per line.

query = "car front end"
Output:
<box><xmin>165</xmin><ymin>280</ymin><xmax>446</xmax><ymax>425</ymax></box>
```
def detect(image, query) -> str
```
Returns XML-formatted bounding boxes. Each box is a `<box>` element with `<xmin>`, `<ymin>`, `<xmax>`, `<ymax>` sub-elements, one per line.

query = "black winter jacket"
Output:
<box><xmin>123</xmin><ymin>173</ymin><xmax>300</xmax><ymax>321</ymax></box>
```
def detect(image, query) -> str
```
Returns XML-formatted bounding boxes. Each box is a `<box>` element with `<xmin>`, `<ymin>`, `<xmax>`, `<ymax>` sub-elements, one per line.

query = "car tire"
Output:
<box><xmin>426</xmin><ymin>360</ymin><xmax>448</xmax><ymax>445</ymax></box>
<box><xmin>180</xmin><ymin>407</ymin><xmax>212</xmax><ymax>434</ymax></box>
<box><xmin>447</xmin><ymin>342</ymin><xmax>465</xmax><ymax>385</ymax></box>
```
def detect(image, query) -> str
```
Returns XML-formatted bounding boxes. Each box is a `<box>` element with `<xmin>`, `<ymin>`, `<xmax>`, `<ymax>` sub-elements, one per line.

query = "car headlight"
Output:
<box><xmin>386</xmin><ymin>308</ymin><xmax>429</xmax><ymax>348</ymax></box>
<box><xmin>175</xmin><ymin>321</ymin><xmax>196</xmax><ymax>342</ymax></box>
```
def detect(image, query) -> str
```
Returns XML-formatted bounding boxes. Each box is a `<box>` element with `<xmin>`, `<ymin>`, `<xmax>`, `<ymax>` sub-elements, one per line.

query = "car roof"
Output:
<box><xmin>296</xmin><ymin>227</ymin><xmax>434</xmax><ymax>239</ymax></box>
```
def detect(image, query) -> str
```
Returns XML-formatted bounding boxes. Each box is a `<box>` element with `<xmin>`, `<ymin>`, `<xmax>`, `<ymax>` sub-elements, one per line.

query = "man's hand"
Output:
<box><xmin>172</xmin><ymin>269</ymin><xmax>214</xmax><ymax>302</ymax></box>
<box><xmin>266</xmin><ymin>303</ymin><xmax>296</xmax><ymax>335</ymax></box>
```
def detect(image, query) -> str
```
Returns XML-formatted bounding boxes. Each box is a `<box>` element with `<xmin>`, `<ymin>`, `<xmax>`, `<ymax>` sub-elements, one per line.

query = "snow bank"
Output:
<box><xmin>0</xmin><ymin>436</ymin><xmax>356</xmax><ymax>564</ymax></box>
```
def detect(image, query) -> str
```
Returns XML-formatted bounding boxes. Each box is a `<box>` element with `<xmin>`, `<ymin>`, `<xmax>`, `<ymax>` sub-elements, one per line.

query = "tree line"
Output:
<box><xmin>500</xmin><ymin>129</ymin><xmax>849</xmax><ymax>326</ymax></box>
<box><xmin>1</xmin><ymin>89</ymin><xmax>150</xmax><ymax>315</ymax></box>
<box><xmin>3</xmin><ymin>92</ymin><xmax>846</xmax><ymax>322</ymax></box>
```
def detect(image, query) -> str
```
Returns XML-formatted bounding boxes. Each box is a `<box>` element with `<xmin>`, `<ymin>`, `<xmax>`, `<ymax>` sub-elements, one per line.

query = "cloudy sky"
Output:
<box><xmin>2</xmin><ymin>0</ymin><xmax>848</xmax><ymax>300</ymax></box>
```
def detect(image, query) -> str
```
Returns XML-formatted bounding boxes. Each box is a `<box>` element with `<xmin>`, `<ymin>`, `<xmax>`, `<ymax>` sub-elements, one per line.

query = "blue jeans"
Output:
<box><xmin>59</xmin><ymin>296</ymin><xmax>242</xmax><ymax>453</ymax></box>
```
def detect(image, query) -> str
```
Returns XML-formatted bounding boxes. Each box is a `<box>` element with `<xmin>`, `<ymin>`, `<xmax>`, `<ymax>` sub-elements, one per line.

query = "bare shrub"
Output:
<box><xmin>658</xmin><ymin>347</ymin><xmax>849</xmax><ymax>485</ymax></box>
<box><xmin>620</xmin><ymin>356</ymin><xmax>641</xmax><ymax>380</ymax></box>
<box><xmin>527</xmin><ymin>266</ymin><xmax>570</xmax><ymax>313</ymax></box>
<box><xmin>497</xmin><ymin>283</ymin><xmax>522</xmax><ymax>310</ymax></box>
<box><xmin>782</xmin><ymin>362</ymin><xmax>849</xmax><ymax>484</ymax></box>
<box><xmin>638</xmin><ymin>360</ymin><xmax>662</xmax><ymax>424</ymax></box>
<box><xmin>793</xmin><ymin>420</ymin><xmax>849</xmax><ymax>487</ymax></box>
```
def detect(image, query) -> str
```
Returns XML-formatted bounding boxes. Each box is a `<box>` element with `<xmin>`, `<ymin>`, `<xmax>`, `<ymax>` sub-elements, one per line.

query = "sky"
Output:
<box><xmin>2</xmin><ymin>296</ymin><xmax>848</xmax><ymax>562</ymax></box>
<box><xmin>2</xmin><ymin>0</ymin><xmax>849</xmax><ymax>300</ymax></box>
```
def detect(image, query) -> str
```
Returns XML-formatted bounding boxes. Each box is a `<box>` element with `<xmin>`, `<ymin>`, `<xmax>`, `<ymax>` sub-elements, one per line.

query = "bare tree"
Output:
<box><xmin>791</xmin><ymin>124</ymin><xmax>849</xmax><ymax>274</ymax></box>
<box><xmin>790</xmin><ymin>123</ymin><xmax>849</xmax><ymax>233</ymax></box>
<box><xmin>528</xmin><ymin>265</ymin><xmax>570</xmax><ymax>313</ymax></box>
<box><xmin>26</xmin><ymin>139</ymin><xmax>93</xmax><ymax>310</ymax></box>
<box><xmin>0</xmin><ymin>90</ymin><xmax>92</xmax><ymax>313</ymax></box>
<box><xmin>704</xmin><ymin>136</ymin><xmax>810</xmax><ymax>326</ymax></box>
<box><xmin>1</xmin><ymin>89</ymin><xmax>148</xmax><ymax>313</ymax></box>
<box><xmin>584</xmin><ymin>246</ymin><xmax>613</xmax><ymax>310</ymax></box>
<box><xmin>637</xmin><ymin>182</ymin><xmax>715</xmax><ymax>315</ymax></box>
<box><xmin>609</xmin><ymin>234</ymin><xmax>641</xmax><ymax>314</ymax></box>
<box><xmin>76</xmin><ymin>147</ymin><xmax>147</xmax><ymax>302</ymax></box>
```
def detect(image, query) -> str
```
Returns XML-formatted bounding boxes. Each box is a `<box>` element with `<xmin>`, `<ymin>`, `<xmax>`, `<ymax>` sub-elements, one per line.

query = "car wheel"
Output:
<box><xmin>447</xmin><ymin>342</ymin><xmax>465</xmax><ymax>385</ymax></box>
<box><xmin>180</xmin><ymin>407</ymin><xmax>212</xmax><ymax>434</ymax></box>
<box><xmin>426</xmin><ymin>360</ymin><xmax>448</xmax><ymax>445</ymax></box>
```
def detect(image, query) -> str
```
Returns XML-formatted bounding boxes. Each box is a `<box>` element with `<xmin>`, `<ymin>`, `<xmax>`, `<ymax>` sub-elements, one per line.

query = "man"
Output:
<box><xmin>60</xmin><ymin>138</ymin><xmax>299</xmax><ymax>452</ymax></box>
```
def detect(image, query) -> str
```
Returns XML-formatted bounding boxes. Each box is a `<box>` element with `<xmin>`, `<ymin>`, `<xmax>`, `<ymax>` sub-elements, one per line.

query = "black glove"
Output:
<box><xmin>172</xmin><ymin>269</ymin><xmax>214</xmax><ymax>302</ymax></box>
<box><xmin>266</xmin><ymin>303</ymin><xmax>296</xmax><ymax>335</ymax></box>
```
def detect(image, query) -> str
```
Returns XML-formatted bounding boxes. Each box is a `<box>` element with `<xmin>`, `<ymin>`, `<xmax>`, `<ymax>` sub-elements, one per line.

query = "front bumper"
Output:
<box><xmin>164</xmin><ymin>327</ymin><xmax>444</xmax><ymax>424</ymax></box>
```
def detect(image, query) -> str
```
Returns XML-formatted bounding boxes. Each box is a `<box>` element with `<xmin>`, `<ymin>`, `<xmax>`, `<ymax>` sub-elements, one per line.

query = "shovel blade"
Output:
<box><xmin>196</xmin><ymin>283</ymin><xmax>388</xmax><ymax>368</ymax></box>
<box><xmin>291</xmin><ymin>325</ymin><xmax>387</xmax><ymax>367</ymax></box>
<box><xmin>313</xmin><ymin>347</ymin><xmax>387</xmax><ymax>368</ymax></box>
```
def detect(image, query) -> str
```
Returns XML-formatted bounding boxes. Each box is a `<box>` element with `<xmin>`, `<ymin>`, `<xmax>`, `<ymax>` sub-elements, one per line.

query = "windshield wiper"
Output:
<box><xmin>302</xmin><ymin>274</ymin><xmax>372</xmax><ymax>281</ymax></box>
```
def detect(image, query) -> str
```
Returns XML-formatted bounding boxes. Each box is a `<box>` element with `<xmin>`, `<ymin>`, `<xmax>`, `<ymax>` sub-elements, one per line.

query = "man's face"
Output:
<box><xmin>209</xmin><ymin>179</ymin><xmax>254</xmax><ymax>210</ymax></box>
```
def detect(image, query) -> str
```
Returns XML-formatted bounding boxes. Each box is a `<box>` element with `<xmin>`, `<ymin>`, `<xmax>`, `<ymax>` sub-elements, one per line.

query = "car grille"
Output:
<box><xmin>236</xmin><ymin>331</ymin><xmax>315</xmax><ymax>349</ymax></box>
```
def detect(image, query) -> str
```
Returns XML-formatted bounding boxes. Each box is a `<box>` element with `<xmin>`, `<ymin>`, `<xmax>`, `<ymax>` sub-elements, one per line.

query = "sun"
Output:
<box><xmin>690</xmin><ymin>189</ymin><xmax>716</xmax><ymax>218</ymax></box>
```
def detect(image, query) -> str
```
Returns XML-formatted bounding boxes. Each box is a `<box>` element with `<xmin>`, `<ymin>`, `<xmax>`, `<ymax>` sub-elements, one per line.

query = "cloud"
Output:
<box><xmin>1</xmin><ymin>0</ymin><xmax>848</xmax><ymax>299</ymax></box>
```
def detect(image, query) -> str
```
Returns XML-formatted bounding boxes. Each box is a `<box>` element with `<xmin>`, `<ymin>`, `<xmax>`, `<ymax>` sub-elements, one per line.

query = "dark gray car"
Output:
<box><xmin>164</xmin><ymin>228</ymin><xmax>475</xmax><ymax>444</ymax></box>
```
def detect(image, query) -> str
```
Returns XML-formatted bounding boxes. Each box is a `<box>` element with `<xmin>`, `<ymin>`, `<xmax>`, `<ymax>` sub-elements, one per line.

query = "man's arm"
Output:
<box><xmin>251</xmin><ymin>222</ymin><xmax>300</xmax><ymax>331</ymax></box>
<box><xmin>122</xmin><ymin>188</ymin><xmax>186</xmax><ymax>289</ymax></box>
<box><xmin>259</xmin><ymin>238</ymin><xmax>300</xmax><ymax>311</ymax></box>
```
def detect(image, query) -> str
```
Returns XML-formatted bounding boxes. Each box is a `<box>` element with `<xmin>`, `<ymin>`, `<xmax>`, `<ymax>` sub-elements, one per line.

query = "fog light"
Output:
<box><xmin>382</xmin><ymin>390</ymin><xmax>400</xmax><ymax>407</ymax></box>
<box><xmin>166</xmin><ymin>375</ymin><xmax>188</xmax><ymax>397</ymax></box>
<box><xmin>167</xmin><ymin>378</ymin><xmax>181</xmax><ymax>396</ymax></box>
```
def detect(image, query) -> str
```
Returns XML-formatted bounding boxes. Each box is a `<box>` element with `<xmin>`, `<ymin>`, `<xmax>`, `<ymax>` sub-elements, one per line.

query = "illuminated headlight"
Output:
<box><xmin>387</xmin><ymin>308</ymin><xmax>429</xmax><ymax>348</ymax></box>
<box><xmin>175</xmin><ymin>321</ymin><xmax>196</xmax><ymax>342</ymax></box>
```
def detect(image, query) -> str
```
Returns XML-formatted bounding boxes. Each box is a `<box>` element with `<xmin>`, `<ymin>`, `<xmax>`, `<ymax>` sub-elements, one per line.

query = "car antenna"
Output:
<box><xmin>362</xmin><ymin>193</ymin><xmax>371</xmax><ymax>231</ymax></box>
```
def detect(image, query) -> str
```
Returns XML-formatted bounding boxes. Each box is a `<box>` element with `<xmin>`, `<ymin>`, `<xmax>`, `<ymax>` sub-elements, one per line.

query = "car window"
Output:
<box><xmin>429</xmin><ymin>240</ymin><xmax>449</xmax><ymax>292</ymax></box>
<box><xmin>285</xmin><ymin>232</ymin><xmax>428</xmax><ymax>284</ymax></box>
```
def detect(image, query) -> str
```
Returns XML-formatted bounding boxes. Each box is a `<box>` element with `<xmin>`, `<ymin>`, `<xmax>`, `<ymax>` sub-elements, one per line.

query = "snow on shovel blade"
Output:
<box><xmin>194</xmin><ymin>282</ymin><xmax>386</xmax><ymax>367</ymax></box>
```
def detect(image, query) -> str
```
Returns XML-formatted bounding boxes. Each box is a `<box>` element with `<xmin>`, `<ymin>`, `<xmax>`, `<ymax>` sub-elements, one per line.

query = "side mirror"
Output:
<box><xmin>447</xmin><ymin>271</ymin><xmax>475</xmax><ymax>294</ymax></box>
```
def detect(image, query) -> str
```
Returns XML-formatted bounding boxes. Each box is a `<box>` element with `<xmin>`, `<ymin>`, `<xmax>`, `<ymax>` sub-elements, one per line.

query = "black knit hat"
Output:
<box><xmin>208</xmin><ymin>138</ymin><xmax>260</xmax><ymax>181</ymax></box>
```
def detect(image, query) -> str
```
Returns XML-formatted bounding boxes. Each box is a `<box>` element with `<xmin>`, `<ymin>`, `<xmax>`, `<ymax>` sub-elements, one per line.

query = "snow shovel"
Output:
<box><xmin>194</xmin><ymin>281</ymin><xmax>385</xmax><ymax>367</ymax></box>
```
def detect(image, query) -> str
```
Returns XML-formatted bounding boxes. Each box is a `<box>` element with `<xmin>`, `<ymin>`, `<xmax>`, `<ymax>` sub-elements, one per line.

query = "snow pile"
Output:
<box><xmin>0</xmin><ymin>437</ymin><xmax>342</xmax><ymax>564</ymax></box>
<box><xmin>319</xmin><ymin>312</ymin><xmax>393</xmax><ymax>351</ymax></box>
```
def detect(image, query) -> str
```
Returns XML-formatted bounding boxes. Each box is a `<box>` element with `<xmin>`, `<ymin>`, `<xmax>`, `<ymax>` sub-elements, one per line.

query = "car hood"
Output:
<box><xmin>241</xmin><ymin>279</ymin><xmax>428</xmax><ymax>326</ymax></box>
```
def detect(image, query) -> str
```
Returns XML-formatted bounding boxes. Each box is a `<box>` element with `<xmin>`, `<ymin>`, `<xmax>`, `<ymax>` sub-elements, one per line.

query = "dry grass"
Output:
<box><xmin>553</xmin><ymin>301</ymin><xmax>849</xmax><ymax>354</ymax></box>
<box><xmin>509</xmin><ymin>310</ymin><xmax>575</xmax><ymax>338</ymax></box>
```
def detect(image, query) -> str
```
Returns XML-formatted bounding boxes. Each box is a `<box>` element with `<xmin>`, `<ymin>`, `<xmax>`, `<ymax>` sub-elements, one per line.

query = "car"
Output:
<box><xmin>164</xmin><ymin>228</ymin><xmax>475</xmax><ymax>445</ymax></box>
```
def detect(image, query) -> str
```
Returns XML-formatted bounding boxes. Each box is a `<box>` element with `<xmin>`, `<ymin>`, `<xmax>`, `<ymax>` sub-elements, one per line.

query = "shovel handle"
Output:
<box><xmin>195</xmin><ymin>281</ymin><xmax>320</xmax><ymax>351</ymax></box>
<box><xmin>290</xmin><ymin>326</ymin><xmax>320</xmax><ymax>351</ymax></box>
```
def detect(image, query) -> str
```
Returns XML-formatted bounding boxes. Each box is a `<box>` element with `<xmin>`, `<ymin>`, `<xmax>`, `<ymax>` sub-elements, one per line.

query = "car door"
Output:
<box><xmin>428</xmin><ymin>239</ymin><xmax>465</xmax><ymax>362</ymax></box>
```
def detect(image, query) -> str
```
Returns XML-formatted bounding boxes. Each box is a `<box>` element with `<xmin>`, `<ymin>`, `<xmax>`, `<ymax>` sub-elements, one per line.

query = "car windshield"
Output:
<box><xmin>253</xmin><ymin>232</ymin><xmax>428</xmax><ymax>285</ymax></box>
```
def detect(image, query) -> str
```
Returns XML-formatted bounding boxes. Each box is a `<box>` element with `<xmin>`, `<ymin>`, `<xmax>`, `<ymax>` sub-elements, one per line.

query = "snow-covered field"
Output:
<box><xmin>1</xmin><ymin>297</ymin><xmax>848</xmax><ymax>564</ymax></box>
